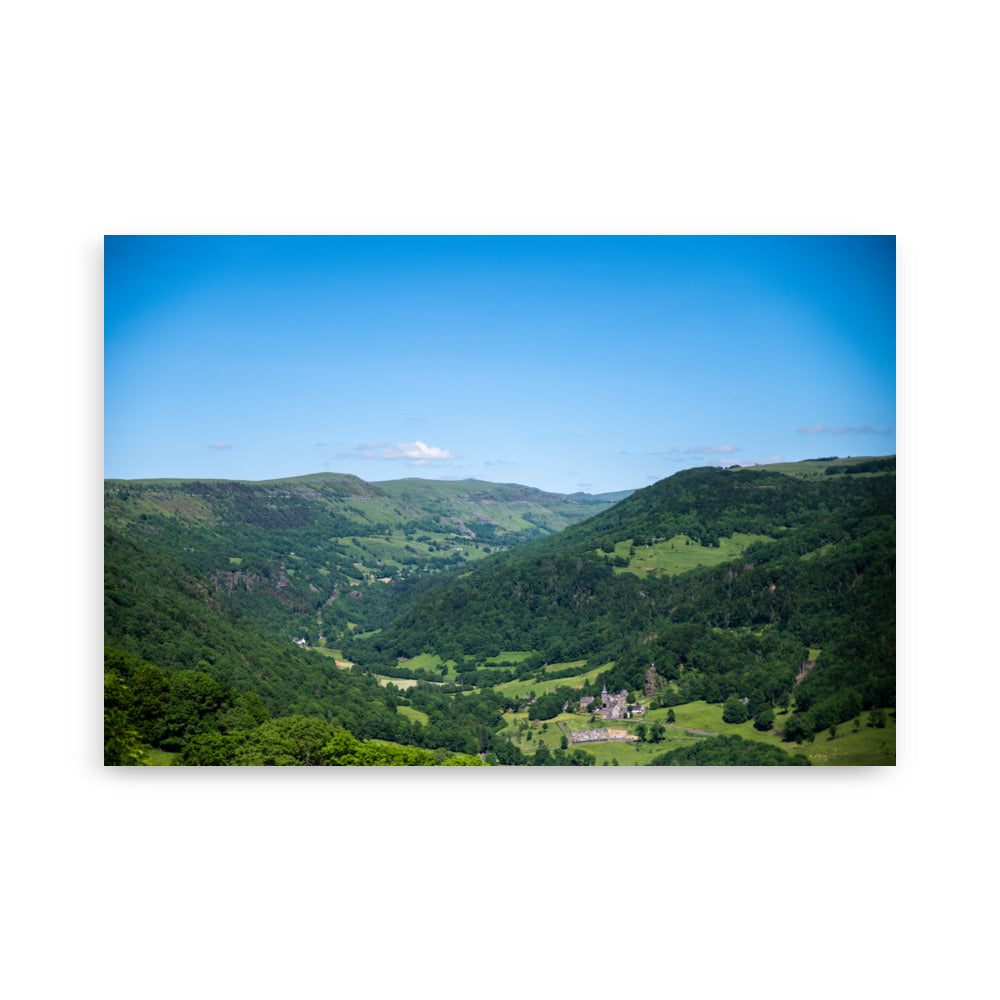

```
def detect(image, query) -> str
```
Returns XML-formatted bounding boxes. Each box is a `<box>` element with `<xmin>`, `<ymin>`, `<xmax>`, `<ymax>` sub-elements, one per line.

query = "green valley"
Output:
<box><xmin>105</xmin><ymin>457</ymin><xmax>895</xmax><ymax>766</ymax></box>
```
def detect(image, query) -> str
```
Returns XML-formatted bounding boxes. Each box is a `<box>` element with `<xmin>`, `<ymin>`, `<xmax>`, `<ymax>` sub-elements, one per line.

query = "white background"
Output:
<box><xmin>3</xmin><ymin>2</ymin><xmax>996</xmax><ymax>998</ymax></box>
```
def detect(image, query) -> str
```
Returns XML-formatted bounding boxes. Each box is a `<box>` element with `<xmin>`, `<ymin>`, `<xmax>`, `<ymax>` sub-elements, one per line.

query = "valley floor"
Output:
<box><xmin>491</xmin><ymin>700</ymin><xmax>895</xmax><ymax>766</ymax></box>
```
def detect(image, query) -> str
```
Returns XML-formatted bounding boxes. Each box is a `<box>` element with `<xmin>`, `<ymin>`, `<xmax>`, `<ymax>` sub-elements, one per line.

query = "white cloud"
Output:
<box><xmin>209</xmin><ymin>442</ymin><xmax>233</xmax><ymax>450</ymax></box>
<box><xmin>381</xmin><ymin>441</ymin><xmax>461</xmax><ymax>466</ymax></box>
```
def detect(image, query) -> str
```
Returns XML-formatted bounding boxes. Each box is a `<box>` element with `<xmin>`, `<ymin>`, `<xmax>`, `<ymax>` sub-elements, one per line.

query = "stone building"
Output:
<box><xmin>600</xmin><ymin>683</ymin><xmax>630</xmax><ymax>720</ymax></box>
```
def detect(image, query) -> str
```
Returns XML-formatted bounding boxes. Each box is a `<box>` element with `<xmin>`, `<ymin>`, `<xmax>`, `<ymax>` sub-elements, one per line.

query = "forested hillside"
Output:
<box><xmin>357</xmin><ymin>465</ymin><xmax>893</xmax><ymax>661</ymax></box>
<box><xmin>105</xmin><ymin>457</ymin><xmax>895</xmax><ymax>765</ymax></box>
<box><xmin>105</xmin><ymin>530</ymin><xmax>517</xmax><ymax>763</ymax></box>
<box><xmin>349</xmin><ymin>460</ymin><xmax>895</xmax><ymax>757</ymax></box>
<box><xmin>104</xmin><ymin>472</ymin><xmax>623</xmax><ymax>645</ymax></box>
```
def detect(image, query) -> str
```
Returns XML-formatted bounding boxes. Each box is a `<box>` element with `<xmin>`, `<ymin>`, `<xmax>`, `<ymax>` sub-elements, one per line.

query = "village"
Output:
<box><xmin>569</xmin><ymin>683</ymin><xmax>644</xmax><ymax>743</ymax></box>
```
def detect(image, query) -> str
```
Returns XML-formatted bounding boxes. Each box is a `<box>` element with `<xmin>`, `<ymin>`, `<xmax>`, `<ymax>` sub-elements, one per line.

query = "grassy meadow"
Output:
<box><xmin>496</xmin><ymin>707</ymin><xmax>699</xmax><ymax>765</ymax></box>
<box><xmin>485</xmin><ymin>650</ymin><xmax>534</xmax><ymax>665</ymax></box>
<box><xmin>599</xmin><ymin>533</ymin><xmax>773</xmax><ymax>577</ymax></box>
<box><xmin>731</xmin><ymin>456</ymin><xmax>895</xmax><ymax>480</ymax></box>
<box><xmin>396</xmin><ymin>705</ymin><xmax>429</xmax><ymax>725</ymax></box>
<box><xmin>492</xmin><ymin>662</ymin><xmax>613</xmax><ymax>700</ymax></box>
<box><xmin>644</xmin><ymin>701</ymin><xmax>895</xmax><ymax>765</ymax></box>
<box><xmin>491</xmin><ymin>697</ymin><xmax>895</xmax><ymax>766</ymax></box>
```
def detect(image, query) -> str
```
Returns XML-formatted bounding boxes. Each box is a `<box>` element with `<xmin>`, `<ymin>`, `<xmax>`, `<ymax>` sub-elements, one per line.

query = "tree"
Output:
<box><xmin>104</xmin><ymin>673</ymin><xmax>146</xmax><ymax>766</ymax></box>
<box><xmin>868</xmin><ymin>707</ymin><xmax>886</xmax><ymax>728</ymax></box>
<box><xmin>666</xmin><ymin>709</ymin><xmax>676</xmax><ymax>724</ymax></box>
<box><xmin>234</xmin><ymin>716</ymin><xmax>336</xmax><ymax>765</ymax></box>
<box><xmin>175</xmin><ymin>731</ymin><xmax>249</xmax><ymax>765</ymax></box>
<box><xmin>439</xmin><ymin>753</ymin><xmax>486</xmax><ymax>766</ymax></box>
<box><xmin>754</xmin><ymin>707</ymin><xmax>775</xmax><ymax>732</ymax></box>
<box><xmin>156</xmin><ymin>671</ymin><xmax>234</xmax><ymax>750</ymax></box>
<box><xmin>782</xmin><ymin>713</ymin><xmax>814</xmax><ymax>743</ymax></box>
<box><xmin>219</xmin><ymin>690</ymin><xmax>270</xmax><ymax>733</ymax></box>
<box><xmin>127</xmin><ymin>662</ymin><xmax>170</xmax><ymax>742</ymax></box>
<box><xmin>649</xmin><ymin>734</ymin><xmax>811</xmax><ymax>766</ymax></box>
<box><xmin>492</xmin><ymin>738</ymin><xmax>525</xmax><ymax>765</ymax></box>
<box><xmin>722</xmin><ymin>695</ymin><xmax>749</xmax><ymax>724</ymax></box>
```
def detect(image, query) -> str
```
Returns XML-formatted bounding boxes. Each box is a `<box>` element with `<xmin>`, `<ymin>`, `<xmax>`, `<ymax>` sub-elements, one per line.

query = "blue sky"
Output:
<box><xmin>105</xmin><ymin>236</ymin><xmax>895</xmax><ymax>494</ymax></box>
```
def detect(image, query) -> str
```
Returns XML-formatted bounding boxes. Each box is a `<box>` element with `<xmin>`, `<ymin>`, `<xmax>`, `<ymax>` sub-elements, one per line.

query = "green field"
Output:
<box><xmin>731</xmin><ymin>456</ymin><xmax>896</xmax><ymax>480</ymax></box>
<box><xmin>644</xmin><ymin>700</ymin><xmax>896</xmax><ymax>765</ymax></box>
<box><xmin>493</xmin><ymin>662</ymin><xmax>613</xmax><ymax>700</ymax></box>
<box><xmin>599</xmin><ymin>532</ymin><xmax>773</xmax><ymax>577</ymax></box>
<box><xmin>314</xmin><ymin>648</ymin><xmax>438</xmax><ymax>688</ymax></box>
<box><xmin>313</xmin><ymin>647</ymin><xmax>351</xmax><ymax>665</ymax></box>
<box><xmin>499</xmin><ymin>709</ymin><xmax>708</xmax><ymax>765</ymax></box>
<box><xmin>397</xmin><ymin>651</ymin><xmax>458</xmax><ymax>679</ymax></box>
<box><xmin>490</xmin><ymin>695</ymin><xmax>896</xmax><ymax>765</ymax></box>
<box><xmin>543</xmin><ymin>658</ymin><xmax>587</xmax><ymax>674</ymax></box>
<box><xmin>498</xmin><ymin>711</ymin><xmax>573</xmax><ymax>750</ymax></box>
<box><xmin>396</xmin><ymin>705</ymin><xmax>429</xmax><ymax>725</ymax></box>
<box><xmin>574</xmin><ymin>737</ymin><xmax>699</xmax><ymax>766</ymax></box>
<box><xmin>485</xmin><ymin>650</ymin><xmax>534</xmax><ymax>664</ymax></box>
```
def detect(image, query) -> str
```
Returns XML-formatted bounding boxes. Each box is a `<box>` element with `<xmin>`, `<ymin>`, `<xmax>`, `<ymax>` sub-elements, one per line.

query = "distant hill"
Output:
<box><xmin>723</xmin><ymin>454</ymin><xmax>896</xmax><ymax>480</ymax></box>
<box><xmin>104</xmin><ymin>471</ymin><xmax>626</xmax><ymax>645</ymax></box>
<box><xmin>372</xmin><ymin>477</ymin><xmax>631</xmax><ymax>535</ymax></box>
<box><xmin>566</xmin><ymin>488</ymin><xmax>636</xmax><ymax>504</ymax></box>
